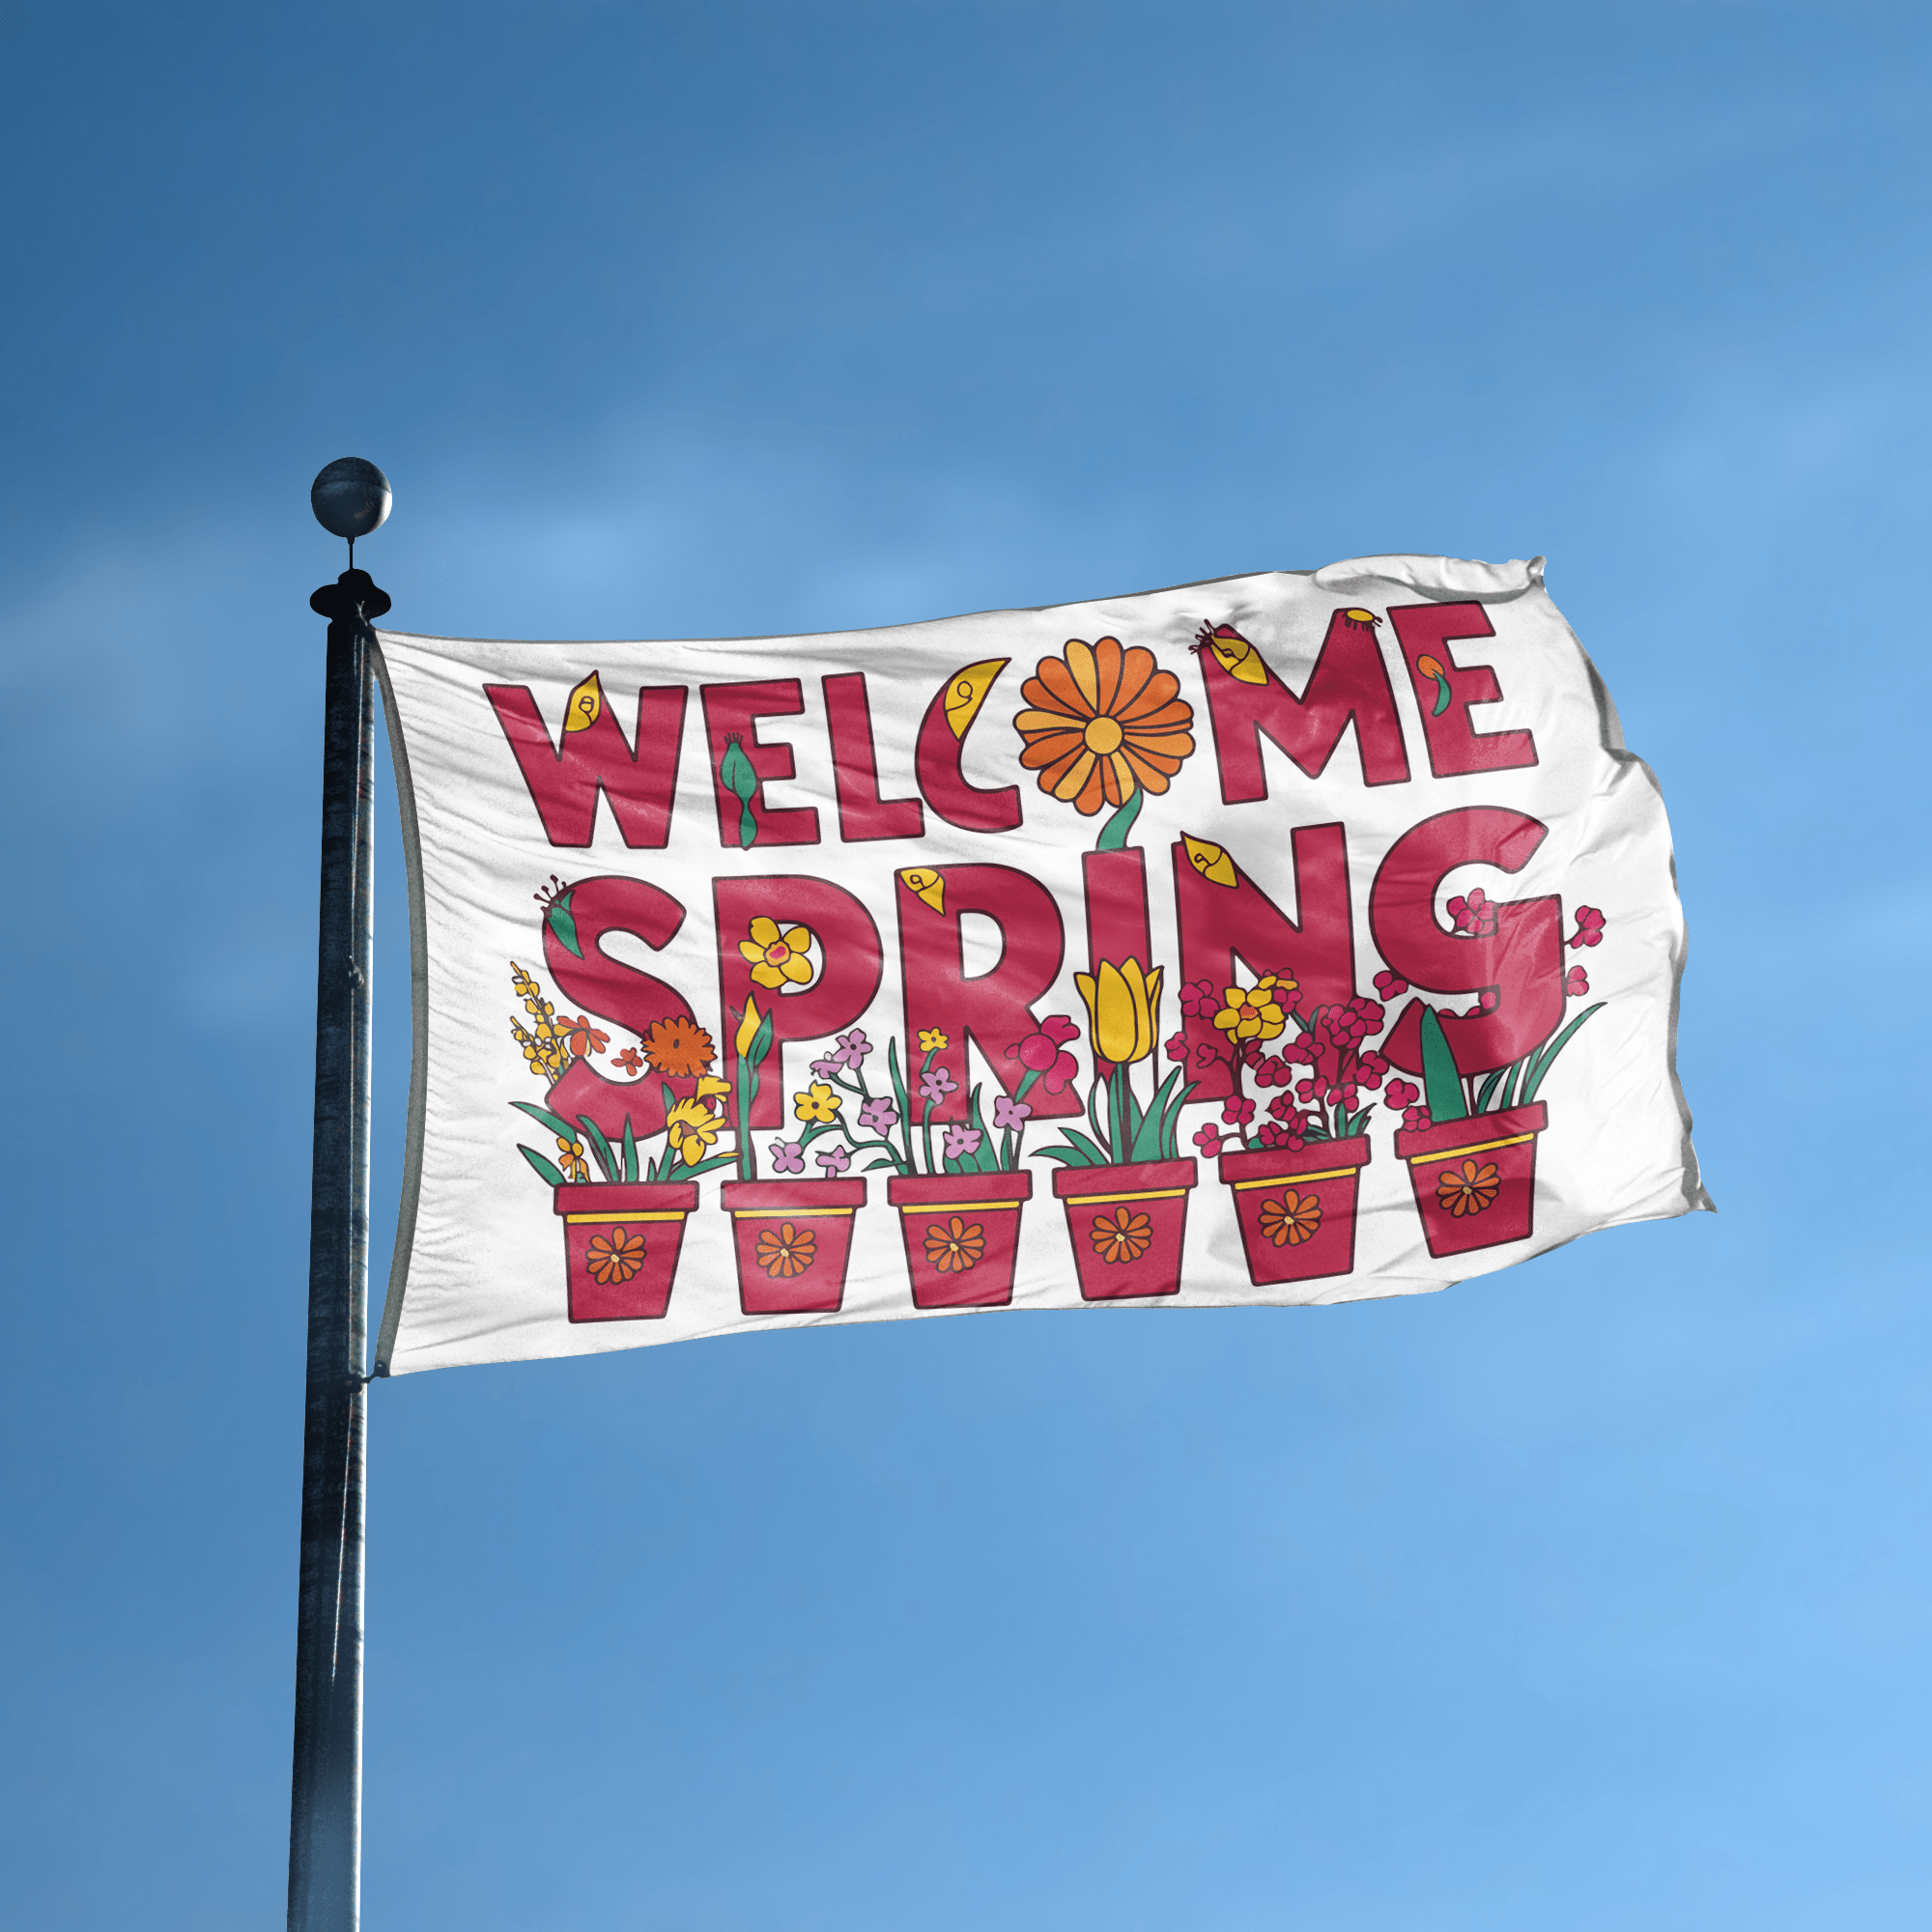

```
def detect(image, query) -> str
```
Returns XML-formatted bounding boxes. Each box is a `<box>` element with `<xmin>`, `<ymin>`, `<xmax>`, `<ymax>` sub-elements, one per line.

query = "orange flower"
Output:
<box><xmin>923</xmin><ymin>1217</ymin><xmax>985</xmax><ymax>1274</ymax></box>
<box><xmin>754</xmin><ymin>1221</ymin><xmax>818</xmax><ymax>1278</ymax></box>
<box><xmin>558</xmin><ymin>1013</ymin><xmax>610</xmax><ymax>1057</ymax></box>
<box><xmin>1014</xmin><ymin>636</ymin><xmax>1196</xmax><ymax>816</ymax></box>
<box><xmin>1435</xmin><ymin>1158</ymin><xmax>1501</xmax><ymax>1217</ymax></box>
<box><xmin>1089</xmin><ymin>1206</ymin><xmax>1152</xmax><ymax>1264</ymax></box>
<box><xmin>641</xmin><ymin>1014</ymin><xmax>716</xmax><ymax>1078</ymax></box>
<box><xmin>1257</xmin><ymin>1189</ymin><xmax>1322</xmax><ymax>1247</ymax></box>
<box><xmin>585</xmin><ymin>1226</ymin><xmax>646</xmax><ymax>1284</ymax></box>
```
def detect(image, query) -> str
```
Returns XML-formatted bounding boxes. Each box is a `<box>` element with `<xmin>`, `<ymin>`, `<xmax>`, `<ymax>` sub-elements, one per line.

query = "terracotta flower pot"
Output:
<box><xmin>720</xmin><ymin>1178</ymin><xmax>867</xmax><ymax>1315</ymax></box>
<box><xmin>554</xmin><ymin>1180</ymin><xmax>698</xmax><ymax>1322</ymax></box>
<box><xmin>887</xmin><ymin>1171</ymin><xmax>1033</xmax><ymax>1309</ymax></box>
<box><xmin>1051</xmin><ymin>1157</ymin><xmax>1197</xmax><ymax>1301</ymax></box>
<box><xmin>1393</xmin><ymin>1101</ymin><xmax>1548</xmax><ymax>1259</ymax></box>
<box><xmin>1216</xmin><ymin>1136</ymin><xmax>1370</xmax><ymax>1286</ymax></box>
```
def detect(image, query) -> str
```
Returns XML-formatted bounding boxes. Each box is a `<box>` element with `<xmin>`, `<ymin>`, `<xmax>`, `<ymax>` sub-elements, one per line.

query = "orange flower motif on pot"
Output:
<box><xmin>755</xmin><ymin>1221</ymin><xmax>818</xmax><ymax>1277</ymax></box>
<box><xmin>585</xmin><ymin>1226</ymin><xmax>647</xmax><ymax>1284</ymax></box>
<box><xmin>1089</xmin><ymin>1206</ymin><xmax>1153</xmax><ymax>1264</ymax></box>
<box><xmin>1014</xmin><ymin>636</ymin><xmax>1195</xmax><ymax>815</ymax></box>
<box><xmin>1435</xmin><ymin>1158</ymin><xmax>1501</xmax><ymax>1217</ymax></box>
<box><xmin>1257</xmin><ymin>1189</ymin><xmax>1322</xmax><ymax>1247</ymax></box>
<box><xmin>923</xmin><ymin>1217</ymin><xmax>985</xmax><ymax>1274</ymax></box>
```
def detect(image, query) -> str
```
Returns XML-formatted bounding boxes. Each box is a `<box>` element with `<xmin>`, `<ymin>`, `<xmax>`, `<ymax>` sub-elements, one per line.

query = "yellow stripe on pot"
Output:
<box><xmin>1406</xmin><ymin>1131</ymin><xmax>1536</xmax><ymax>1167</ymax></box>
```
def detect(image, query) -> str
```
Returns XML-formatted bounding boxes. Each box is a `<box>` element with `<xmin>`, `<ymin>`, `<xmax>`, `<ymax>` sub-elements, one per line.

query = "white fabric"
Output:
<box><xmin>374</xmin><ymin>557</ymin><xmax>1707</xmax><ymax>1376</ymax></box>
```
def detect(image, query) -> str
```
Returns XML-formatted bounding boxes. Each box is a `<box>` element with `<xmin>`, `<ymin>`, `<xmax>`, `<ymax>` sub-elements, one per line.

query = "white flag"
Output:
<box><xmin>373</xmin><ymin>554</ymin><xmax>1707</xmax><ymax>1376</ymax></box>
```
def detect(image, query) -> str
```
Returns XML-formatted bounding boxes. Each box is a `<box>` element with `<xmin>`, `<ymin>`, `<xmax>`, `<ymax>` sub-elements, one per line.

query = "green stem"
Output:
<box><xmin>1094</xmin><ymin>786</ymin><xmax>1144</xmax><ymax>852</ymax></box>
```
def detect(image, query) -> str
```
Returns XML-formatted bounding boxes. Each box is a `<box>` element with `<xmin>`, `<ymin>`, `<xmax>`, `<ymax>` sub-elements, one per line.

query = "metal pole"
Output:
<box><xmin>289</xmin><ymin>566</ymin><xmax>387</xmax><ymax>1932</ymax></box>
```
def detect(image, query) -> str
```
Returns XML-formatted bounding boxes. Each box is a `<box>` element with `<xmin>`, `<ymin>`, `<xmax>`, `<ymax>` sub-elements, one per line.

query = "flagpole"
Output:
<box><xmin>291</xmin><ymin>462</ymin><xmax>391</xmax><ymax>1932</ymax></box>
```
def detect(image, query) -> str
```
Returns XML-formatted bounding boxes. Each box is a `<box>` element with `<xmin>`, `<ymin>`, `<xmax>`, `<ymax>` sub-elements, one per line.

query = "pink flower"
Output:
<box><xmin>814</xmin><ymin>1144</ymin><xmax>852</xmax><ymax>1177</ymax></box>
<box><xmin>1448</xmin><ymin>888</ymin><xmax>1497</xmax><ymax>937</ymax></box>
<box><xmin>942</xmin><ymin>1123</ymin><xmax>982</xmax><ymax>1160</ymax></box>
<box><xmin>1373</xmin><ymin>969</ymin><xmax>1408</xmax><ymax>1000</ymax></box>
<box><xmin>1461</xmin><ymin>989</ymin><xmax>1499</xmax><ymax>1018</ymax></box>
<box><xmin>1566</xmin><ymin>966</ymin><xmax>1590</xmax><ymax>998</ymax></box>
<box><xmin>768</xmin><ymin>1139</ymin><xmax>805</xmax><ymax>1175</ymax></box>
<box><xmin>1255</xmin><ymin>1121</ymin><xmax>1304</xmax><ymax>1151</ymax></box>
<box><xmin>1356</xmin><ymin>1050</ymin><xmax>1388</xmax><ymax>1090</ymax></box>
<box><xmin>1179</xmin><ymin>979</ymin><xmax>1219</xmax><ymax>1019</ymax></box>
<box><xmin>1295</xmin><ymin>1078</ymin><xmax>1321</xmax><ymax>1103</ymax></box>
<box><xmin>1266</xmin><ymin>1093</ymin><xmax>1298</xmax><ymax>1122</ymax></box>
<box><xmin>1401</xmin><ymin>1105</ymin><xmax>1432</xmax><ymax>1133</ymax></box>
<box><xmin>991</xmin><ymin>1094</ymin><xmax>1032</xmax><ymax>1131</ymax></box>
<box><xmin>920</xmin><ymin>1064</ymin><xmax>957</xmax><ymax>1105</ymax></box>
<box><xmin>1164</xmin><ymin>1031</ymin><xmax>1188</xmax><ymax>1064</ymax></box>
<box><xmin>1221</xmin><ymin>1096</ymin><xmax>1255</xmax><ymax>1126</ymax></box>
<box><xmin>1569</xmin><ymin>906</ymin><xmax>1605</xmax><ymax>950</ymax></box>
<box><xmin>1383</xmin><ymin>1078</ymin><xmax>1420</xmax><ymax>1111</ymax></box>
<box><xmin>1192</xmin><ymin>1123</ymin><xmax>1223</xmax><ymax>1156</ymax></box>
<box><xmin>1008</xmin><ymin>1015</ymin><xmax>1081</xmax><ymax>1094</ymax></box>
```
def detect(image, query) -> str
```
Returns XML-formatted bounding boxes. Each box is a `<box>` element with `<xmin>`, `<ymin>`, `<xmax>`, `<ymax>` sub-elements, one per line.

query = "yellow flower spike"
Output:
<box><xmin>734</xmin><ymin>997</ymin><xmax>764</xmax><ymax>1060</ymax></box>
<box><xmin>1200</xmin><ymin>623</ymin><xmax>1269</xmax><ymax>686</ymax></box>
<box><xmin>562</xmin><ymin>669</ymin><xmax>604</xmax><ymax>733</ymax></box>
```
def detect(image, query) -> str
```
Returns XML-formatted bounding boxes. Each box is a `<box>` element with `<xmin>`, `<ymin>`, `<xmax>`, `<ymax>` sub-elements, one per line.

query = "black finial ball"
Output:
<box><xmin>310</xmin><ymin>457</ymin><xmax>392</xmax><ymax>541</ymax></box>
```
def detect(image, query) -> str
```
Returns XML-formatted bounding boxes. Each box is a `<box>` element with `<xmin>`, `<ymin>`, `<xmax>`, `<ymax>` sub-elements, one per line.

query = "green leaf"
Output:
<box><xmin>621</xmin><ymin>1115</ymin><xmax>639</xmax><ymax>1184</ymax></box>
<box><xmin>1038</xmin><ymin>1127</ymin><xmax>1110</xmax><ymax>1167</ymax></box>
<box><xmin>1520</xmin><ymin>1002</ymin><xmax>1605</xmax><ymax>1105</ymax></box>
<box><xmin>679</xmin><ymin>1151</ymin><xmax>738</xmax><ymax>1179</ymax></box>
<box><xmin>1087</xmin><ymin>1076</ymin><xmax>1112</xmax><ymax>1164</ymax></box>
<box><xmin>1498</xmin><ymin>1059</ymin><xmax>1522</xmax><ymax>1112</ymax></box>
<box><xmin>1475</xmin><ymin>1069</ymin><xmax>1505</xmax><ymax>1114</ymax></box>
<box><xmin>738</xmin><ymin>799</ymin><xmax>757</xmax><ymax>849</ymax></box>
<box><xmin>863</xmin><ymin>1156</ymin><xmax>899</xmax><ymax>1172</ymax></box>
<box><xmin>1347</xmin><ymin>1108</ymin><xmax>1372</xmax><ymax>1137</ymax></box>
<box><xmin>511</xmin><ymin>1098</ymin><xmax>582</xmax><ymax>1143</ymax></box>
<box><xmin>965</xmin><ymin>1089</ymin><xmax>1000</xmax><ymax>1172</ymax></box>
<box><xmin>575</xmin><ymin>1115</ymin><xmax>619</xmax><ymax>1184</ymax></box>
<box><xmin>1417</xmin><ymin>1006</ymin><xmax>1468</xmax><ymax>1122</ymax></box>
<box><xmin>1431</xmin><ymin>669</ymin><xmax>1453</xmax><ymax>717</ymax></box>
<box><xmin>1095</xmin><ymin>786</ymin><xmax>1144</xmax><ymax>852</ymax></box>
<box><xmin>748</xmin><ymin>1009</ymin><xmax>775</xmax><ymax>1068</ymax></box>
<box><xmin>518</xmin><ymin>1144</ymin><xmax>568</xmax><ymax>1186</ymax></box>
<box><xmin>546</xmin><ymin>896</ymin><xmax>583</xmax><ymax>958</ymax></box>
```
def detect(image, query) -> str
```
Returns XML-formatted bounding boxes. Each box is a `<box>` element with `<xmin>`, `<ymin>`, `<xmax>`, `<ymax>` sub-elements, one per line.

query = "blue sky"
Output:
<box><xmin>3</xmin><ymin>2</ymin><xmax>1928</xmax><ymax>1926</ymax></box>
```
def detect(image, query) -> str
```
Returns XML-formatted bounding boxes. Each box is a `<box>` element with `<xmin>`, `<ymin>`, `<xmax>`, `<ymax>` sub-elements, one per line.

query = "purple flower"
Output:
<box><xmin>768</xmin><ymin>1139</ymin><xmax>805</xmax><ymax>1175</ymax></box>
<box><xmin>835</xmin><ymin>1028</ymin><xmax>872</xmax><ymax>1067</ymax></box>
<box><xmin>942</xmin><ymin>1123</ymin><xmax>982</xmax><ymax>1160</ymax></box>
<box><xmin>810</xmin><ymin>1057</ymin><xmax>843</xmax><ymax>1079</ymax></box>
<box><xmin>991</xmin><ymin>1094</ymin><xmax>1032</xmax><ymax>1132</ymax></box>
<box><xmin>858</xmin><ymin>1094</ymin><xmax>899</xmax><ymax>1133</ymax></box>
<box><xmin>919</xmin><ymin>1064</ymin><xmax>957</xmax><ymax>1105</ymax></box>
<box><xmin>814</xmin><ymin>1143</ymin><xmax>851</xmax><ymax>1177</ymax></box>
<box><xmin>1192</xmin><ymin>1123</ymin><xmax>1224</xmax><ymax>1155</ymax></box>
<box><xmin>1373</xmin><ymin>968</ymin><xmax>1408</xmax><ymax>1000</ymax></box>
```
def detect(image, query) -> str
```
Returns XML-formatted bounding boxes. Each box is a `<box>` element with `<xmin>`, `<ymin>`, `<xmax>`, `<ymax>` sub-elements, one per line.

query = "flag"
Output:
<box><xmin>372</xmin><ymin>554</ymin><xmax>1707</xmax><ymax>1375</ymax></box>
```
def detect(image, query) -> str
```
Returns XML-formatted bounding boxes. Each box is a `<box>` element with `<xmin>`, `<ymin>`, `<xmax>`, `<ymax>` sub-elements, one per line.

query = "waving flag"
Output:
<box><xmin>372</xmin><ymin>554</ymin><xmax>1707</xmax><ymax>1376</ymax></box>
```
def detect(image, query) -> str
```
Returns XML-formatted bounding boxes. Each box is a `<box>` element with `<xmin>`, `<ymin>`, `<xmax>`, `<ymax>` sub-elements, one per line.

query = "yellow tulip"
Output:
<box><xmin>1073</xmin><ymin>957</ymin><xmax>1163</xmax><ymax>1065</ymax></box>
<box><xmin>734</xmin><ymin>997</ymin><xmax>763</xmax><ymax>1060</ymax></box>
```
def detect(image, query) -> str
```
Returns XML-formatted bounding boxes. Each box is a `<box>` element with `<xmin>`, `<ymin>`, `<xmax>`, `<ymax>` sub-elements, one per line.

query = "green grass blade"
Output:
<box><xmin>518</xmin><ymin>1144</ymin><xmax>568</xmax><ymax>1186</ymax></box>
<box><xmin>1520</xmin><ymin>1003</ymin><xmax>1605</xmax><ymax>1104</ymax></box>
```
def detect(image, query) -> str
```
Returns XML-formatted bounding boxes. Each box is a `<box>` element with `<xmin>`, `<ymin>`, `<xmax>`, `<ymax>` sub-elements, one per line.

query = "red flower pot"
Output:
<box><xmin>1216</xmin><ymin>1136</ymin><xmax>1371</xmax><ymax>1286</ymax></box>
<box><xmin>554</xmin><ymin>1180</ymin><xmax>697</xmax><ymax>1322</ymax></box>
<box><xmin>720</xmin><ymin>1178</ymin><xmax>867</xmax><ymax>1315</ymax></box>
<box><xmin>887</xmin><ymin>1171</ymin><xmax>1033</xmax><ymax>1309</ymax></box>
<box><xmin>1051</xmin><ymin>1158</ymin><xmax>1197</xmax><ymax>1301</ymax></box>
<box><xmin>1394</xmin><ymin>1101</ymin><xmax>1548</xmax><ymax>1259</ymax></box>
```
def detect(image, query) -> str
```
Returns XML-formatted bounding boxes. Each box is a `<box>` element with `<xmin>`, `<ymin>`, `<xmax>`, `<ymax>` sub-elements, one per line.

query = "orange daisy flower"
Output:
<box><xmin>1014</xmin><ymin>636</ymin><xmax>1195</xmax><ymax>816</ymax></box>
<box><xmin>585</xmin><ymin>1226</ymin><xmax>646</xmax><ymax>1284</ymax></box>
<box><xmin>754</xmin><ymin>1221</ymin><xmax>817</xmax><ymax>1278</ymax></box>
<box><xmin>641</xmin><ymin>1014</ymin><xmax>716</xmax><ymax>1079</ymax></box>
<box><xmin>1089</xmin><ymin>1206</ymin><xmax>1153</xmax><ymax>1264</ymax></box>
<box><xmin>1435</xmin><ymin>1158</ymin><xmax>1501</xmax><ymax>1217</ymax></box>
<box><xmin>1257</xmin><ymin>1189</ymin><xmax>1322</xmax><ymax>1248</ymax></box>
<box><xmin>923</xmin><ymin>1217</ymin><xmax>985</xmax><ymax>1274</ymax></box>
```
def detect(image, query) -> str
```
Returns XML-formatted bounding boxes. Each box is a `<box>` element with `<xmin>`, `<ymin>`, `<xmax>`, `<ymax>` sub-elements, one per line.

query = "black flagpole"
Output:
<box><xmin>291</xmin><ymin>460</ymin><xmax>391</xmax><ymax>1932</ymax></box>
